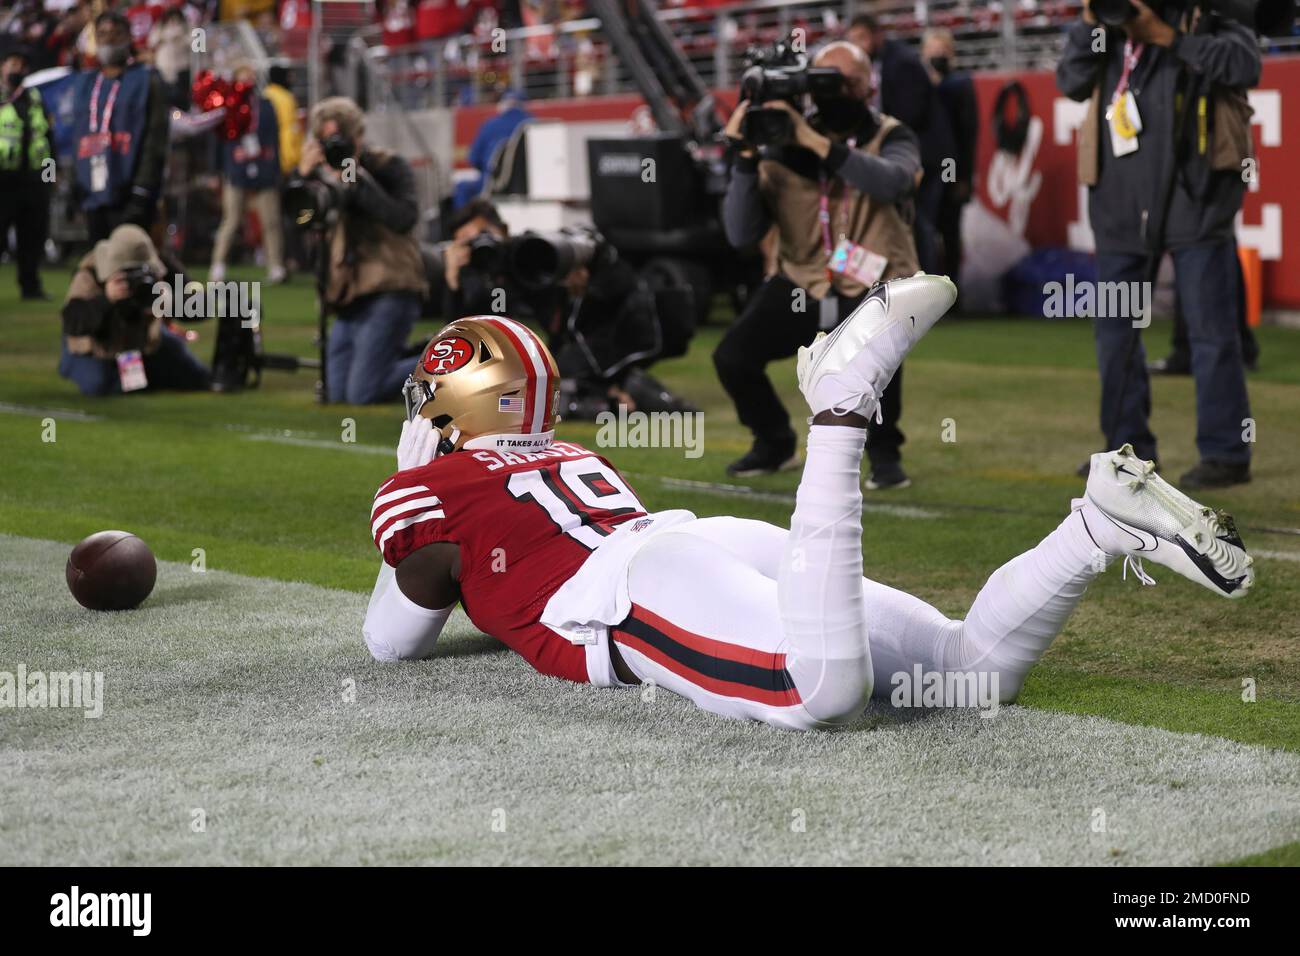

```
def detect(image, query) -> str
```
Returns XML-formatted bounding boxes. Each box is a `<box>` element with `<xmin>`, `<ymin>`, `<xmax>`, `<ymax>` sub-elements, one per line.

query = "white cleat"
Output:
<box><xmin>796</xmin><ymin>272</ymin><xmax>958</xmax><ymax>418</ymax></box>
<box><xmin>1084</xmin><ymin>444</ymin><xmax>1255</xmax><ymax>599</ymax></box>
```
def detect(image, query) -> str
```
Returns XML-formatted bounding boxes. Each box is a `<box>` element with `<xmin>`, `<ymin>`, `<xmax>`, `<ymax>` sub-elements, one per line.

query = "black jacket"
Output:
<box><xmin>876</xmin><ymin>38</ymin><xmax>955</xmax><ymax>174</ymax></box>
<box><xmin>1056</xmin><ymin>15</ymin><xmax>1260</xmax><ymax>255</ymax></box>
<box><xmin>936</xmin><ymin>71</ymin><xmax>978</xmax><ymax>187</ymax></box>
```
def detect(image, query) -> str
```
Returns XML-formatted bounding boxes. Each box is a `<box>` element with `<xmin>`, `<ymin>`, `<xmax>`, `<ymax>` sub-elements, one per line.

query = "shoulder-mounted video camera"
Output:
<box><xmin>738</xmin><ymin>38</ymin><xmax>844</xmax><ymax>147</ymax></box>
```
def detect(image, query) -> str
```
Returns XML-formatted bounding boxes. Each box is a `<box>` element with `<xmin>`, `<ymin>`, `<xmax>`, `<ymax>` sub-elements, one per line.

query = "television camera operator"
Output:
<box><xmin>288</xmin><ymin>96</ymin><xmax>426</xmax><ymax>405</ymax></box>
<box><xmin>58</xmin><ymin>224</ymin><xmax>211</xmax><ymax>396</ymax></box>
<box><xmin>718</xmin><ymin>40</ymin><xmax>922</xmax><ymax>487</ymax></box>
<box><xmin>441</xmin><ymin>198</ymin><xmax>695</xmax><ymax>420</ymax></box>
<box><xmin>1057</xmin><ymin>0</ymin><xmax>1275</xmax><ymax>489</ymax></box>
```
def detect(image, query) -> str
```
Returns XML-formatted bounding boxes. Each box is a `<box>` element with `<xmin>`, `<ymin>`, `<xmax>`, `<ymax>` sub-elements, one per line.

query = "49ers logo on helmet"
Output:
<box><xmin>422</xmin><ymin>335</ymin><xmax>474</xmax><ymax>375</ymax></box>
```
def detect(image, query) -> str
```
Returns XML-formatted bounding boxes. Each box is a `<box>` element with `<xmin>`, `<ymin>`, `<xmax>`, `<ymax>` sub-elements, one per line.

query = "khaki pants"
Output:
<box><xmin>212</xmin><ymin>183</ymin><xmax>284</xmax><ymax>274</ymax></box>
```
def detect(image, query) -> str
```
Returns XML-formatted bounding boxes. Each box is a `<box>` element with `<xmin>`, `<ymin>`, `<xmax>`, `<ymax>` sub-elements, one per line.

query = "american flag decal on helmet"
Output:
<box><xmin>499</xmin><ymin>395</ymin><xmax>524</xmax><ymax>414</ymax></box>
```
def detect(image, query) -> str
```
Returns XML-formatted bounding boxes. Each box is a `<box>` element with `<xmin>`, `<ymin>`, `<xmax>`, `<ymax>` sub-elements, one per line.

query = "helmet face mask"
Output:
<box><xmin>402</xmin><ymin>374</ymin><xmax>433</xmax><ymax>424</ymax></box>
<box><xmin>405</xmin><ymin>316</ymin><xmax>561</xmax><ymax>453</ymax></box>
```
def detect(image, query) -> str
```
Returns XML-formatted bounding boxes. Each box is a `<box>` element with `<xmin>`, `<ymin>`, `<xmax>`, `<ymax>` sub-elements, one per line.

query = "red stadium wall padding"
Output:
<box><xmin>451</xmin><ymin>56</ymin><xmax>1300</xmax><ymax>308</ymax></box>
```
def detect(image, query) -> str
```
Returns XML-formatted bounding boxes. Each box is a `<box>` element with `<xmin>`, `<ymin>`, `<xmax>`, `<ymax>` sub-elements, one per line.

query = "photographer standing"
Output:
<box><xmin>71</xmin><ymin>11</ymin><xmax>169</xmax><ymax>243</ymax></box>
<box><xmin>0</xmin><ymin>39</ymin><xmax>53</xmax><ymax>301</ymax></box>
<box><xmin>58</xmin><ymin>224</ymin><xmax>210</xmax><ymax>397</ymax></box>
<box><xmin>298</xmin><ymin>97</ymin><xmax>427</xmax><ymax>405</ymax></box>
<box><xmin>1057</xmin><ymin>0</ymin><xmax>1259</xmax><ymax>489</ymax></box>
<box><xmin>717</xmin><ymin>41</ymin><xmax>921</xmax><ymax>487</ymax></box>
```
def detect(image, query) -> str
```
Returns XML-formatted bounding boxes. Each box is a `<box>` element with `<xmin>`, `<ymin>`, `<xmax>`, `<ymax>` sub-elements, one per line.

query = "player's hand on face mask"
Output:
<box><xmin>397</xmin><ymin>418</ymin><xmax>463</xmax><ymax>470</ymax></box>
<box><xmin>397</xmin><ymin>417</ymin><xmax>441</xmax><ymax>471</ymax></box>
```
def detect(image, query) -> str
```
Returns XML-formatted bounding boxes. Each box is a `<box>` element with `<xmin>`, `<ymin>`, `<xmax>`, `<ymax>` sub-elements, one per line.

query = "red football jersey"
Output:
<box><xmin>371</xmin><ymin>440</ymin><xmax>647</xmax><ymax>681</ymax></box>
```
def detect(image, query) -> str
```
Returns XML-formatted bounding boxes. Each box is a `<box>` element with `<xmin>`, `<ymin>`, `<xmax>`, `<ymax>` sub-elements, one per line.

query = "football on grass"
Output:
<box><xmin>66</xmin><ymin>531</ymin><xmax>157</xmax><ymax>611</ymax></box>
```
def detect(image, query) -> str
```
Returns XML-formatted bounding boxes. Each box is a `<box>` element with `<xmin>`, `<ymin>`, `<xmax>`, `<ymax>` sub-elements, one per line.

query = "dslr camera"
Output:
<box><xmin>117</xmin><ymin>264</ymin><xmax>163</xmax><ymax>313</ymax></box>
<box><xmin>282</xmin><ymin>133</ymin><xmax>357</xmax><ymax>230</ymax></box>
<box><xmin>738</xmin><ymin>38</ymin><xmax>844</xmax><ymax>147</ymax></box>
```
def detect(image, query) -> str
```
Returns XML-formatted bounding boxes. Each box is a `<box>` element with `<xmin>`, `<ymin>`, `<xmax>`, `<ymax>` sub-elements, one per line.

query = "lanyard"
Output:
<box><xmin>818</xmin><ymin>137</ymin><xmax>857</xmax><ymax>278</ymax></box>
<box><xmin>1111</xmin><ymin>39</ymin><xmax>1145</xmax><ymax>111</ymax></box>
<box><xmin>89</xmin><ymin>73</ymin><xmax>121</xmax><ymax>134</ymax></box>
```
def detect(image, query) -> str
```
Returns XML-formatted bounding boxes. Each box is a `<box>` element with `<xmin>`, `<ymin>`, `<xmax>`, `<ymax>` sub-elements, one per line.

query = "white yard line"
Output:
<box><xmin>240</xmin><ymin>432</ymin><xmax>393</xmax><ymax>455</ymax></box>
<box><xmin>1255</xmin><ymin>549</ymin><xmax>1300</xmax><ymax>563</ymax></box>
<box><xmin>233</xmin><ymin>429</ymin><xmax>1300</xmax><ymax>541</ymax></box>
<box><xmin>0</xmin><ymin>402</ymin><xmax>102</xmax><ymax>422</ymax></box>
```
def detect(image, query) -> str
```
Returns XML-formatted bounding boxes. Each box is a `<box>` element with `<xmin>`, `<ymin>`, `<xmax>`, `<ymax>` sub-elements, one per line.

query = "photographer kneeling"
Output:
<box><xmin>441</xmin><ymin>198</ymin><xmax>527</xmax><ymax>322</ymax></box>
<box><xmin>442</xmin><ymin>198</ymin><xmax>690</xmax><ymax>419</ymax></box>
<box><xmin>717</xmin><ymin>41</ymin><xmax>921</xmax><ymax>485</ymax></box>
<box><xmin>59</xmin><ymin>224</ymin><xmax>210</xmax><ymax>396</ymax></box>
<box><xmin>295</xmin><ymin>97</ymin><xmax>426</xmax><ymax>404</ymax></box>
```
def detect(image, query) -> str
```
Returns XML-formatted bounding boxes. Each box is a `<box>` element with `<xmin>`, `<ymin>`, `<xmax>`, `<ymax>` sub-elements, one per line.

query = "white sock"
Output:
<box><xmin>939</xmin><ymin>506</ymin><xmax>1103</xmax><ymax>700</ymax></box>
<box><xmin>777</xmin><ymin>425</ymin><xmax>873</xmax><ymax>723</ymax></box>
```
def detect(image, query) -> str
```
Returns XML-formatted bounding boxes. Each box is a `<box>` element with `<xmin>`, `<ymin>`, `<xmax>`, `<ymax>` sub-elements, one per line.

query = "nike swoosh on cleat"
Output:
<box><xmin>1174</xmin><ymin>535</ymin><xmax>1249</xmax><ymax>594</ymax></box>
<box><xmin>1090</xmin><ymin>506</ymin><xmax>1158</xmax><ymax>553</ymax></box>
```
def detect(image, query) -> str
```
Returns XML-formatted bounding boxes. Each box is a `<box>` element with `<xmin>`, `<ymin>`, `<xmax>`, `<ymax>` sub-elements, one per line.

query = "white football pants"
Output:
<box><xmin>614</xmin><ymin>425</ymin><xmax>1112</xmax><ymax>731</ymax></box>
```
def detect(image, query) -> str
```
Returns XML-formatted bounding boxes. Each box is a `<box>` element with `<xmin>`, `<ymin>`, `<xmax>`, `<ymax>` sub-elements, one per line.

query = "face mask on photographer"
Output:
<box><xmin>96</xmin><ymin>42</ymin><xmax>130</xmax><ymax>68</ymax></box>
<box><xmin>813</xmin><ymin>94</ymin><xmax>871</xmax><ymax>138</ymax></box>
<box><xmin>2</xmin><ymin>68</ymin><xmax>25</xmax><ymax>92</ymax></box>
<box><xmin>929</xmin><ymin>56</ymin><xmax>951</xmax><ymax>76</ymax></box>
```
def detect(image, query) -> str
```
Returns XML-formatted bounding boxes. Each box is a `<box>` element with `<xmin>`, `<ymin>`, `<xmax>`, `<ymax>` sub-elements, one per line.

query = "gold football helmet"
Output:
<box><xmin>402</xmin><ymin>316</ymin><xmax>561</xmax><ymax>453</ymax></box>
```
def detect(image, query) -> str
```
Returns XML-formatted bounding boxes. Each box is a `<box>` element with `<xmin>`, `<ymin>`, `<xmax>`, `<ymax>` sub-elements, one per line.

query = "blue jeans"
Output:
<box><xmin>58</xmin><ymin>327</ymin><xmax>211</xmax><ymax>396</ymax></box>
<box><xmin>327</xmin><ymin>292</ymin><xmax>419</xmax><ymax>404</ymax></box>
<box><xmin>1093</xmin><ymin>239</ymin><xmax>1251</xmax><ymax>465</ymax></box>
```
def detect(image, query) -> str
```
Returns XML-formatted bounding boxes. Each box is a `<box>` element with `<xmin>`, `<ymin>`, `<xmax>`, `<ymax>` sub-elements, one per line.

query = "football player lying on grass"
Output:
<box><xmin>363</xmin><ymin>275</ymin><xmax>1255</xmax><ymax>730</ymax></box>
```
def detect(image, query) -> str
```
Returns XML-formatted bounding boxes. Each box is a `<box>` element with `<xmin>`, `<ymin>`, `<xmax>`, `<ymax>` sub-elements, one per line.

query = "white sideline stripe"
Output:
<box><xmin>0</xmin><ymin>402</ymin><xmax>102</xmax><ymax>422</ymax></box>
<box><xmin>635</xmin><ymin>473</ymin><xmax>942</xmax><ymax>520</ymax></box>
<box><xmin>371</xmin><ymin>496</ymin><xmax>443</xmax><ymax>538</ymax></box>
<box><xmin>377</xmin><ymin>511</ymin><xmax>444</xmax><ymax>550</ymax></box>
<box><xmin>237</xmin><ymin>432</ymin><xmax>1299</xmax><ymax>536</ymax></box>
<box><xmin>242</xmin><ymin>433</ymin><xmax>391</xmax><ymax>455</ymax></box>
<box><xmin>1256</xmin><ymin>549</ymin><xmax>1300</xmax><ymax>563</ymax></box>
<box><xmin>3</xmin><ymin>531</ymin><xmax>1299</xmax><ymax>866</ymax></box>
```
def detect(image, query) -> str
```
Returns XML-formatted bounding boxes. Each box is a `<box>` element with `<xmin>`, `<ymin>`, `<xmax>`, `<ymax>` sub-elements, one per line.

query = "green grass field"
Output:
<box><xmin>1</xmin><ymin>266</ymin><xmax>1298</xmax><ymax>865</ymax></box>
